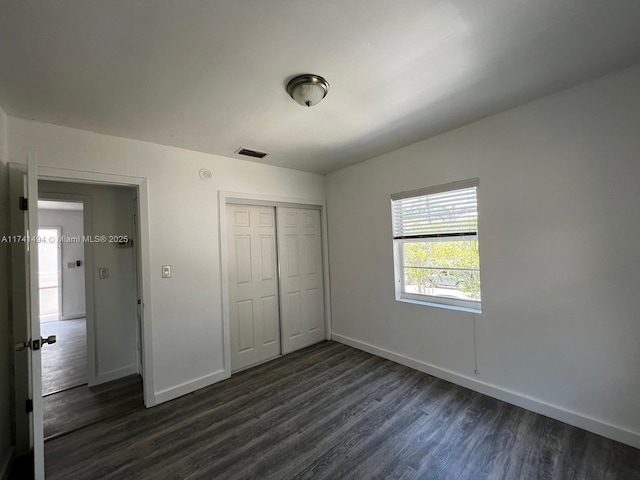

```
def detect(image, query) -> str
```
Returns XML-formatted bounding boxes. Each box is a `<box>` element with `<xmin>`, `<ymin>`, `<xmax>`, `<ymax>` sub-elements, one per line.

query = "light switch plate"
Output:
<box><xmin>162</xmin><ymin>265</ymin><xmax>171</xmax><ymax>278</ymax></box>
<box><xmin>98</xmin><ymin>267</ymin><xmax>109</xmax><ymax>279</ymax></box>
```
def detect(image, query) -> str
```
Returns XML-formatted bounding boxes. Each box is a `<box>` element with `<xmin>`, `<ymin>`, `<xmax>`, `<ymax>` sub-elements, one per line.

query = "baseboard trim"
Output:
<box><xmin>93</xmin><ymin>364</ymin><xmax>139</xmax><ymax>386</ymax></box>
<box><xmin>332</xmin><ymin>333</ymin><xmax>640</xmax><ymax>449</ymax></box>
<box><xmin>60</xmin><ymin>313</ymin><xmax>86</xmax><ymax>320</ymax></box>
<box><xmin>154</xmin><ymin>369</ymin><xmax>230</xmax><ymax>405</ymax></box>
<box><xmin>0</xmin><ymin>446</ymin><xmax>14</xmax><ymax>480</ymax></box>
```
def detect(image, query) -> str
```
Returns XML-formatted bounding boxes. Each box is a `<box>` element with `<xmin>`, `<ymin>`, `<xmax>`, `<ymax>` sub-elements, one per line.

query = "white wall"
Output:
<box><xmin>38</xmin><ymin>208</ymin><xmax>86</xmax><ymax>319</ymax></box>
<box><xmin>0</xmin><ymin>105</ymin><xmax>14</xmax><ymax>478</ymax></box>
<box><xmin>8</xmin><ymin>120</ymin><xmax>325</xmax><ymax>404</ymax></box>
<box><xmin>326</xmin><ymin>64</ymin><xmax>640</xmax><ymax>448</ymax></box>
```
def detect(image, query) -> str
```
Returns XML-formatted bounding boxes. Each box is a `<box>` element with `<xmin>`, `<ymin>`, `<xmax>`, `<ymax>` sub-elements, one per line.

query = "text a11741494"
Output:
<box><xmin>0</xmin><ymin>234</ymin><xmax>129</xmax><ymax>244</ymax></box>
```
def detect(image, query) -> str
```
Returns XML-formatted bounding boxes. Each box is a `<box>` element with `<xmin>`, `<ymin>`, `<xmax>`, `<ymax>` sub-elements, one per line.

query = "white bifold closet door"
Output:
<box><xmin>277</xmin><ymin>207</ymin><xmax>325</xmax><ymax>354</ymax></box>
<box><xmin>227</xmin><ymin>205</ymin><xmax>281</xmax><ymax>372</ymax></box>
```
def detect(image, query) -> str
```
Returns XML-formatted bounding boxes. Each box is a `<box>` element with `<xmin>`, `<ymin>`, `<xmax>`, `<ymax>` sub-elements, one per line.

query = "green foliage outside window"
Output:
<box><xmin>403</xmin><ymin>240</ymin><xmax>481</xmax><ymax>300</ymax></box>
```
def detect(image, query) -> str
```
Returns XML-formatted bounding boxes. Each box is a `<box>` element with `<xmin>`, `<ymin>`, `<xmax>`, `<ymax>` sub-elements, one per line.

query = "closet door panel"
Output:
<box><xmin>227</xmin><ymin>205</ymin><xmax>280</xmax><ymax>371</ymax></box>
<box><xmin>278</xmin><ymin>208</ymin><xmax>325</xmax><ymax>354</ymax></box>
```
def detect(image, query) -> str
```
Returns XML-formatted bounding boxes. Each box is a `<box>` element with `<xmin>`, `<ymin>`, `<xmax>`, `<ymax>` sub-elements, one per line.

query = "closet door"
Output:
<box><xmin>227</xmin><ymin>205</ymin><xmax>280</xmax><ymax>372</ymax></box>
<box><xmin>277</xmin><ymin>208</ymin><xmax>325</xmax><ymax>354</ymax></box>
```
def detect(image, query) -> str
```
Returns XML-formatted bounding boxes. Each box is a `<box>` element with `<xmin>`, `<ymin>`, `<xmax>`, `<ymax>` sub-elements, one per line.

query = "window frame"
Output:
<box><xmin>391</xmin><ymin>179</ymin><xmax>482</xmax><ymax>313</ymax></box>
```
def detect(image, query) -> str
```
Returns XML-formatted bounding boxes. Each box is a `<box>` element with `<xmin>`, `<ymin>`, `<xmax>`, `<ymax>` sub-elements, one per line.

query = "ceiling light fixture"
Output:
<box><xmin>286</xmin><ymin>74</ymin><xmax>330</xmax><ymax>107</ymax></box>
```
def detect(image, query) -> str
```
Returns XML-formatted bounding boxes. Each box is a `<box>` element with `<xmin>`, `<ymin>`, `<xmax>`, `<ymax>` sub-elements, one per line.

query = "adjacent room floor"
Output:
<box><xmin>44</xmin><ymin>375</ymin><xmax>143</xmax><ymax>440</ymax></box>
<box><xmin>39</xmin><ymin>318</ymin><xmax>144</xmax><ymax>440</ymax></box>
<box><xmin>41</xmin><ymin>319</ymin><xmax>87</xmax><ymax>395</ymax></box>
<box><xmin>42</xmin><ymin>341</ymin><xmax>640</xmax><ymax>480</ymax></box>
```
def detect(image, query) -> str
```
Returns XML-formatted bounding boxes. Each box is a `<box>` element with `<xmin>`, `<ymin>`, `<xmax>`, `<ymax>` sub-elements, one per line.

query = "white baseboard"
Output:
<box><xmin>93</xmin><ymin>364</ymin><xmax>139</xmax><ymax>386</ymax></box>
<box><xmin>154</xmin><ymin>369</ymin><xmax>230</xmax><ymax>405</ymax></box>
<box><xmin>60</xmin><ymin>313</ymin><xmax>86</xmax><ymax>320</ymax></box>
<box><xmin>0</xmin><ymin>446</ymin><xmax>13</xmax><ymax>480</ymax></box>
<box><xmin>332</xmin><ymin>333</ymin><xmax>640</xmax><ymax>450</ymax></box>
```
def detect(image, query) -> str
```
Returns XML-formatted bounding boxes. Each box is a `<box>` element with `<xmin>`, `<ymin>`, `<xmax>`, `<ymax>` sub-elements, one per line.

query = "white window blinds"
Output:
<box><xmin>391</xmin><ymin>178</ymin><xmax>479</xmax><ymax>240</ymax></box>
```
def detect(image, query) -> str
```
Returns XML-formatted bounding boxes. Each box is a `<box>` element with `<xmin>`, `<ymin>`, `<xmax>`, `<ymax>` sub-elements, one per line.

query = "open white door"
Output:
<box><xmin>10</xmin><ymin>153</ymin><xmax>46</xmax><ymax>479</ymax></box>
<box><xmin>133</xmin><ymin>195</ymin><xmax>144</xmax><ymax>378</ymax></box>
<box><xmin>27</xmin><ymin>152</ymin><xmax>46</xmax><ymax>479</ymax></box>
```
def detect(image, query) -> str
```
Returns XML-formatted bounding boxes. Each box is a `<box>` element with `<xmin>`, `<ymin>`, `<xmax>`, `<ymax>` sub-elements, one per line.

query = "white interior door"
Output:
<box><xmin>227</xmin><ymin>205</ymin><xmax>281</xmax><ymax>372</ymax></box>
<box><xmin>26</xmin><ymin>153</ymin><xmax>45</xmax><ymax>479</ymax></box>
<box><xmin>133</xmin><ymin>195</ymin><xmax>144</xmax><ymax>378</ymax></box>
<box><xmin>277</xmin><ymin>207</ymin><xmax>325</xmax><ymax>354</ymax></box>
<box><xmin>9</xmin><ymin>153</ymin><xmax>45</xmax><ymax>479</ymax></box>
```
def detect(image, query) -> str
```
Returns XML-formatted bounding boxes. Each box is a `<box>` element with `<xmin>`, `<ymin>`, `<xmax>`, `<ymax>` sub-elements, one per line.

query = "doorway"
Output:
<box><xmin>226</xmin><ymin>204</ymin><xmax>326</xmax><ymax>372</ymax></box>
<box><xmin>37</xmin><ymin>181</ymin><xmax>144</xmax><ymax>442</ymax></box>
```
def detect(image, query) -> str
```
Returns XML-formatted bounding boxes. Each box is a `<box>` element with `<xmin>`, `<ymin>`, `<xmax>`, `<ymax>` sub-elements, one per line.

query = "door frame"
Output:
<box><xmin>218</xmin><ymin>191</ymin><xmax>332</xmax><ymax>375</ymax></box>
<box><xmin>37</xmin><ymin>166</ymin><xmax>155</xmax><ymax>404</ymax></box>
<box><xmin>11</xmin><ymin>164</ymin><xmax>156</xmax><ymax>409</ymax></box>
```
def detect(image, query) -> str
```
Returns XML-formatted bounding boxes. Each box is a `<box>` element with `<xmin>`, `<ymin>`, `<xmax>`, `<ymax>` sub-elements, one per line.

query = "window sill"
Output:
<box><xmin>396</xmin><ymin>296</ymin><xmax>482</xmax><ymax>314</ymax></box>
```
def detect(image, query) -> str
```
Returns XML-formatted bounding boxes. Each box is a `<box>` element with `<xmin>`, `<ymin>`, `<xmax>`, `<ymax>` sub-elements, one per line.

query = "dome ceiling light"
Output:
<box><xmin>286</xmin><ymin>74</ymin><xmax>330</xmax><ymax>107</ymax></box>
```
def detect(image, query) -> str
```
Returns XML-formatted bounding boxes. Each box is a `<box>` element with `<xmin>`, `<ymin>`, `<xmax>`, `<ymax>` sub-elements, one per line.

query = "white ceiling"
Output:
<box><xmin>1</xmin><ymin>1</ymin><xmax>640</xmax><ymax>174</ymax></box>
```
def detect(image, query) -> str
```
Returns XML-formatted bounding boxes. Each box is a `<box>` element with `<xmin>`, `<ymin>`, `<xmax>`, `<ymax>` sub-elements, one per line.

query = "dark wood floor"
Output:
<box><xmin>41</xmin><ymin>341</ymin><xmax>640</xmax><ymax>479</ymax></box>
<box><xmin>44</xmin><ymin>375</ymin><xmax>143</xmax><ymax>439</ymax></box>
<box><xmin>41</xmin><ymin>319</ymin><xmax>87</xmax><ymax>395</ymax></box>
<box><xmin>9</xmin><ymin>377</ymin><xmax>143</xmax><ymax>480</ymax></box>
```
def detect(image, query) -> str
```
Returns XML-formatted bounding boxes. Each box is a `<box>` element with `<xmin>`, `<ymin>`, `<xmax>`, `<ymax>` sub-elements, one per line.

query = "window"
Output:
<box><xmin>391</xmin><ymin>178</ymin><xmax>481</xmax><ymax>312</ymax></box>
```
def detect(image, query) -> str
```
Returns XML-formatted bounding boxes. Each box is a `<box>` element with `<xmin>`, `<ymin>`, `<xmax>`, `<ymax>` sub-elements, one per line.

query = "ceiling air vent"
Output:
<box><xmin>237</xmin><ymin>148</ymin><xmax>268</xmax><ymax>159</ymax></box>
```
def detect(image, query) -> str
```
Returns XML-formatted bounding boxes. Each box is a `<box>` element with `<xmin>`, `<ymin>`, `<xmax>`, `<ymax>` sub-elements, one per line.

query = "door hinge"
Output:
<box><xmin>19</xmin><ymin>196</ymin><xmax>28</xmax><ymax>211</ymax></box>
<box><xmin>26</xmin><ymin>399</ymin><xmax>33</xmax><ymax>413</ymax></box>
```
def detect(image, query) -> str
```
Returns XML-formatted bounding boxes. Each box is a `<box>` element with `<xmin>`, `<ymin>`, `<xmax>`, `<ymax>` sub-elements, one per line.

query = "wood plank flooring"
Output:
<box><xmin>44</xmin><ymin>375</ymin><xmax>143</xmax><ymax>439</ymax></box>
<box><xmin>41</xmin><ymin>319</ymin><xmax>87</xmax><ymax>395</ymax></box>
<box><xmin>43</xmin><ymin>341</ymin><xmax>640</xmax><ymax>480</ymax></box>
